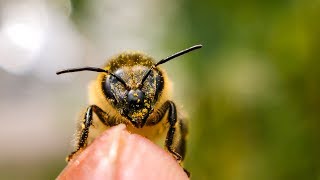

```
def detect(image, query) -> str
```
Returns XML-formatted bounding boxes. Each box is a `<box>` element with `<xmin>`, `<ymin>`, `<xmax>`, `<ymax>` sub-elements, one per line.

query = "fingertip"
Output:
<box><xmin>57</xmin><ymin>124</ymin><xmax>189</xmax><ymax>180</ymax></box>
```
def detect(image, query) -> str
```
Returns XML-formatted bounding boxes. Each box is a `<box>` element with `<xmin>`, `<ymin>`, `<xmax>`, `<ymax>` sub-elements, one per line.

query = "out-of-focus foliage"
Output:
<box><xmin>170</xmin><ymin>0</ymin><xmax>320</xmax><ymax>179</ymax></box>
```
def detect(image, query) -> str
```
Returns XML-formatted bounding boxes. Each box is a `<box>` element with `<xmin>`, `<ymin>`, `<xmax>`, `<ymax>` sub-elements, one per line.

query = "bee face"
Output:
<box><xmin>103</xmin><ymin>65</ymin><xmax>164</xmax><ymax>127</ymax></box>
<box><xmin>56</xmin><ymin>45</ymin><xmax>202</xmax><ymax>128</ymax></box>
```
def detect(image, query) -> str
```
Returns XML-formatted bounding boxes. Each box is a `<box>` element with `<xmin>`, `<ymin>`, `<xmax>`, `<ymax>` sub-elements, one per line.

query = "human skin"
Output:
<box><xmin>57</xmin><ymin>124</ymin><xmax>189</xmax><ymax>180</ymax></box>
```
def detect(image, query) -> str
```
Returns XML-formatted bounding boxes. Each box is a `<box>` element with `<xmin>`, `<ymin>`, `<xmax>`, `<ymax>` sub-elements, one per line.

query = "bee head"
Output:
<box><xmin>103</xmin><ymin>65</ymin><xmax>164</xmax><ymax>128</ymax></box>
<box><xmin>56</xmin><ymin>44</ymin><xmax>202</xmax><ymax>128</ymax></box>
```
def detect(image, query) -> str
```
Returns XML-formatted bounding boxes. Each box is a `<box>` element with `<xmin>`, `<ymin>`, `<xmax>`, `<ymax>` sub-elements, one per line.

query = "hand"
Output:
<box><xmin>57</xmin><ymin>124</ymin><xmax>189</xmax><ymax>180</ymax></box>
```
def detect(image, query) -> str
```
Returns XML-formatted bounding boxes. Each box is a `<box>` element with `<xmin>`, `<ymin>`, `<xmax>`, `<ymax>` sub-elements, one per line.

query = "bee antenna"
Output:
<box><xmin>56</xmin><ymin>67</ymin><xmax>108</xmax><ymax>75</ymax></box>
<box><xmin>155</xmin><ymin>44</ymin><xmax>202</xmax><ymax>66</ymax></box>
<box><xmin>139</xmin><ymin>44</ymin><xmax>202</xmax><ymax>88</ymax></box>
<box><xmin>56</xmin><ymin>67</ymin><xmax>129</xmax><ymax>89</ymax></box>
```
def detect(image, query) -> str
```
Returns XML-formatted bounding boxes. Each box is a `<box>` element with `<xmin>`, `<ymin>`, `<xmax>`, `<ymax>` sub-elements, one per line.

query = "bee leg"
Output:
<box><xmin>67</xmin><ymin>105</ymin><xmax>112</xmax><ymax>162</ymax></box>
<box><xmin>164</xmin><ymin>101</ymin><xmax>190</xmax><ymax>177</ymax></box>
<box><xmin>145</xmin><ymin>100</ymin><xmax>190</xmax><ymax>176</ymax></box>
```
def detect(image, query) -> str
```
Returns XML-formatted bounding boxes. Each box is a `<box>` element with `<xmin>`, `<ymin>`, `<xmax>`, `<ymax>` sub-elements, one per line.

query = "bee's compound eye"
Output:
<box><xmin>127</xmin><ymin>89</ymin><xmax>145</xmax><ymax>108</ymax></box>
<box><xmin>103</xmin><ymin>70</ymin><xmax>127</xmax><ymax>106</ymax></box>
<box><xmin>110</xmin><ymin>75</ymin><xmax>118</xmax><ymax>83</ymax></box>
<box><xmin>110</xmin><ymin>69</ymin><xmax>125</xmax><ymax>84</ymax></box>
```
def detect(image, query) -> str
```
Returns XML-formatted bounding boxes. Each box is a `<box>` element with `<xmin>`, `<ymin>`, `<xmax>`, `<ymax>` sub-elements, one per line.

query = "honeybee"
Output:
<box><xmin>57</xmin><ymin>44</ymin><xmax>202</xmax><ymax>175</ymax></box>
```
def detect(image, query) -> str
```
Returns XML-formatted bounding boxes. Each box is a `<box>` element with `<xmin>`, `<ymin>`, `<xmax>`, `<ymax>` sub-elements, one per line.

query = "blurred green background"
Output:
<box><xmin>0</xmin><ymin>0</ymin><xmax>319</xmax><ymax>179</ymax></box>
